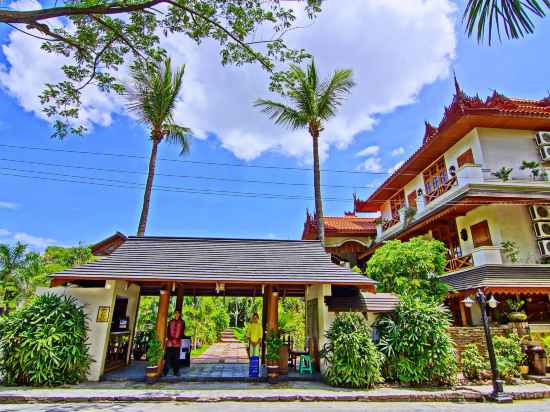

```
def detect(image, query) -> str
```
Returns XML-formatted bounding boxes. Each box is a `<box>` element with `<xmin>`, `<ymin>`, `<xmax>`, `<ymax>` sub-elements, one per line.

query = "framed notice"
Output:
<box><xmin>96</xmin><ymin>306</ymin><xmax>110</xmax><ymax>322</ymax></box>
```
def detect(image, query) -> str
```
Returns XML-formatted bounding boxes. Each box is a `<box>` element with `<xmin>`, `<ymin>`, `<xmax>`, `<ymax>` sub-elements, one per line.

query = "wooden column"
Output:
<box><xmin>261</xmin><ymin>287</ymin><xmax>269</xmax><ymax>363</ymax></box>
<box><xmin>156</xmin><ymin>289</ymin><xmax>171</xmax><ymax>346</ymax></box>
<box><xmin>175</xmin><ymin>285</ymin><xmax>184</xmax><ymax>313</ymax></box>
<box><xmin>266</xmin><ymin>289</ymin><xmax>279</xmax><ymax>331</ymax></box>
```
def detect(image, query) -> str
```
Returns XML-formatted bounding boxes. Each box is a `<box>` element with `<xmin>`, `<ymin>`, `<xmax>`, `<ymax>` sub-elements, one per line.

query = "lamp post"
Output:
<box><xmin>463</xmin><ymin>289</ymin><xmax>512</xmax><ymax>403</ymax></box>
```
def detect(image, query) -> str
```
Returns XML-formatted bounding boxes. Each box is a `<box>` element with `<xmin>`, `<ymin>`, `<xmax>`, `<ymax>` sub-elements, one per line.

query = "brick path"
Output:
<box><xmin>194</xmin><ymin>329</ymin><xmax>248</xmax><ymax>364</ymax></box>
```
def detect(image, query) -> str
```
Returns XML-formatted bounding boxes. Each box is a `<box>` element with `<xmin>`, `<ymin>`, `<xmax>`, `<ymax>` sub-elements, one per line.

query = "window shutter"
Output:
<box><xmin>457</xmin><ymin>148</ymin><xmax>475</xmax><ymax>168</ymax></box>
<box><xmin>471</xmin><ymin>221</ymin><xmax>492</xmax><ymax>248</ymax></box>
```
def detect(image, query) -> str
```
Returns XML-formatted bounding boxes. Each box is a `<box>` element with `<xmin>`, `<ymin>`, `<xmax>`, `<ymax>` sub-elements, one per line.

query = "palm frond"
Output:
<box><xmin>464</xmin><ymin>0</ymin><xmax>549</xmax><ymax>44</ymax></box>
<box><xmin>163</xmin><ymin>123</ymin><xmax>192</xmax><ymax>155</ymax></box>
<box><xmin>317</xmin><ymin>69</ymin><xmax>355</xmax><ymax>121</ymax></box>
<box><xmin>254</xmin><ymin>98</ymin><xmax>309</xmax><ymax>130</ymax></box>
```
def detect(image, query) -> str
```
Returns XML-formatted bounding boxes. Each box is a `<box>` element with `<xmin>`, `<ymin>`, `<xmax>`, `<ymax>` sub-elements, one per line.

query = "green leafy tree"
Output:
<box><xmin>366</xmin><ymin>238</ymin><xmax>448</xmax><ymax>302</ymax></box>
<box><xmin>461</xmin><ymin>343</ymin><xmax>488</xmax><ymax>381</ymax></box>
<box><xmin>127</xmin><ymin>58</ymin><xmax>192</xmax><ymax>236</ymax></box>
<box><xmin>0</xmin><ymin>1</ymin><xmax>320</xmax><ymax>138</ymax></box>
<box><xmin>255</xmin><ymin>59</ymin><xmax>355</xmax><ymax>242</ymax></box>
<box><xmin>376</xmin><ymin>296</ymin><xmax>458</xmax><ymax>386</ymax></box>
<box><xmin>464</xmin><ymin>0</ymin><xmax>549</xmax><ymax>44</ymax></box>
<box><xmin>321</xmin><ymin>313</ymin><xmax>383</xmax><ymax>388</ymax></box>
<box><xmin>0</xmin><ymin>293</ymin><xmax>91</xmax><ymax>386</ymax></box>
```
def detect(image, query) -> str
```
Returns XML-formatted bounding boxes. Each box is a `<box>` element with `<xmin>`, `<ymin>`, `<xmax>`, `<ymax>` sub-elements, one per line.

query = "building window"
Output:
<box><xmin>457</xmin><ymin>148</ymin><xmax>475</xmax><ymax>168</ymax></box>
<box><xmin>407</xmin><ymin>190</ymin><xmax>417</xmax><ymax>208</ymax></box>
<box><xmin>471</xmin><ymin>220</ymin><xmax>492</xmax><ymax>248</ymax></box>
<box><xmin>423</xmin><ymin>157</ymin><xmax>448</xmax><ymax>195</ymax></box>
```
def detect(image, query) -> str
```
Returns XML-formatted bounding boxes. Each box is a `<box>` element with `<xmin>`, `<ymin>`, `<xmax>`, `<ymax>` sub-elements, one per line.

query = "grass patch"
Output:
<box><xmin>191</xmin><ymin>345</ymin><xmax>210</xmax><ymax>357</ymax></box>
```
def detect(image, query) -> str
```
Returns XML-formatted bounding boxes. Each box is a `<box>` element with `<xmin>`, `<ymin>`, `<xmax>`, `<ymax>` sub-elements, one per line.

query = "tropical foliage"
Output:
<box><xmin>0</xmin><ymin>1</ymin><xmax>319</xmax><ymax>138</ymax></box>
<box><xmin>464</xmin><ymin>0</ymin><xmax>549</xmax><ymax>44</ymax></box>
<box><xmin>127</xmin><ymin>58</ymin><xmax>192</xmax><ymax>236</ymax></box>
<box><xmin>0</xmin><ymin>293</ymin><xmax>91</xmax><ymax>386</ymax></box>
<box><xmin>376</xmin><ymin>297</ymin><xmax>458</xmax><ymax>386</ymax></box>
<box><xmin>0</xmin><ymin>243</ymin><xmax>95</xmax><ymax>313</ymax></box>
<box><xmin>321</xmin><ymin>313</ymin><xmax>383</xmax><ymax>388</ymax></box>
<box><xmin>366</xmin><ymin>238</ymin><xmax>448</xmax><ymax>302</ymax></box>
<box><xmin>255</xmin><ymin>59</ymin><xmax>355</xmax><ymax>242</ymax></box>
<box><xmin>494</xmin><ymin>333</ymin><xmax>525</xmax><ymax>380</ymax></box>
<box><xmin>265</xmin><ymin>330</ymin><xmax>282</xmax><ymax>362</ymax></box>
<box><xmin>461</xmin><ymin>343</ymin><xmax>488</xmax><ymax>381</ymax></box>
<box><xmin>146</xmin><ymin>331</ymin><xmax>164</xmax><ymax>367</ymax></box>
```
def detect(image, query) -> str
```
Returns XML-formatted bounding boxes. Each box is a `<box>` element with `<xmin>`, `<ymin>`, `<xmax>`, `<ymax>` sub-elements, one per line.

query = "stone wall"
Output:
<box><xmin>449</xmin><ymin>326</ymin><xmax>511</xmax><ymax>360</ymax></box>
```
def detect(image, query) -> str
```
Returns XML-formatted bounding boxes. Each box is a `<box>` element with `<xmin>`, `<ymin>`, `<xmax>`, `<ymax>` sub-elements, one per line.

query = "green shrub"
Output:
<box><xmin>321</xmin><ymin>313</ymin><xmax>383</xmax><ymax>388</ymax></box>
<box><xmin>0</xmin><ymin>293</ymin><xmax>91</xmax><ymax>386</ymax></box>
<box><xmin>146</xmin><ymin>332</ymin><xmax>164</xmax><ymax>367</ymax></box>
<box><xmin>461</xmin><ymin>344</ymin><xmax>487</xmax><ymax>381</ymax></box>
<box><xmin>376</xmin><ymin>296</ymin><xmax>457</xmax><ymax>386</ymax></box>
<box><xmin>265</xmin><ymin>330</ymin><xmax>282</xmax><ymax>362</ymax></box>
<box><xmin>494</xmin><ymin>333</ymin><xmax>524</xmax><ymax>380</ymax></box>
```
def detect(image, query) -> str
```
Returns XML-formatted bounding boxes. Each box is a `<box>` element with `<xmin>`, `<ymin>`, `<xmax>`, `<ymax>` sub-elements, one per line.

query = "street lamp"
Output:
<box><xmin>462</xmin><ymin>289</ymin><xmax>512</xmax><ymax>403</ymax></box>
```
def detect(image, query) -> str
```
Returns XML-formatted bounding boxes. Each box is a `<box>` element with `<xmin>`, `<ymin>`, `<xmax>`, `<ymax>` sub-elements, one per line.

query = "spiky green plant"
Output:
<box><xmin>255</xmin><ymin>59</ymin><xmax>355</xmax><ymax>243</ymax></box>
<box><xmin>127</xmin><ymin>58</ymin><xmax>192</xmax><ymax>236</ymax></box>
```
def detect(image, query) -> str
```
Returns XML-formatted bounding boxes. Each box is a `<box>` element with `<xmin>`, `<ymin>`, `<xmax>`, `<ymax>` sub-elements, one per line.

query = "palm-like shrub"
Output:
<box><xmin>376</xmin><ymin>297</ymin><xmax>457</xmax><ymax>386</ymax></box>
<box><xmin>461</xmin><ymin>343</ymin><xmax>487</xmax><ymax>381</ymax></box>
<box><xmin>494</xmin><ymin>333</ymin><xmax>525</xmax><ymax>380</ymax></box>
<box><xmin>321</xmin><ymin>313</ymin><xmax>383</xmax><ymax>388</ymax></box>
<box><xmin>0</xmin><ymin>293</ymin><xmax>90</xmax><ymax>385</ymax></box>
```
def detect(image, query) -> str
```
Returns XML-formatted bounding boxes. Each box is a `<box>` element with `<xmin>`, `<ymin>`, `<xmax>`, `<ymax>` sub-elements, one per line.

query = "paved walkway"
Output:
<box><xmin>194</xmin><ymin>329</ymin><xmax>248</xmax><ymax>364</ymax></box>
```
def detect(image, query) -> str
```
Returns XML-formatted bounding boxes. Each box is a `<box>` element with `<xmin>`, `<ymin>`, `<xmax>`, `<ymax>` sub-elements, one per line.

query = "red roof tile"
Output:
<box><xmin>302</xmin><ymin>210</ymin><xmax>376</xmax><ymax>239</ymax></box>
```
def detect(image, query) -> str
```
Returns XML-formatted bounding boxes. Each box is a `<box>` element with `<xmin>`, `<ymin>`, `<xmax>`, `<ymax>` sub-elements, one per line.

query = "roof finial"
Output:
<box><xmin>453</xmin><ymin>69</ymin><xmax>462</xmax><ymax>97</ymax></box>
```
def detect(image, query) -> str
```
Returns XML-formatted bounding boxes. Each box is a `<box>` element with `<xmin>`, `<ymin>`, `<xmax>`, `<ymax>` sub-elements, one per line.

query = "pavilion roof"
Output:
<box><xmin>53</xmin><ymin>234</ymin><xmax>376</xmax><ymax>287</ymax></box>
<box><xmin>355</xmin><ymin>81</ymin><xmax>550</xmax><ymax>212</ymax></box>
<box><xmin>302</xmin><ymin>210</ymin><xmax>376</xmax><ymax>240</ymax></box>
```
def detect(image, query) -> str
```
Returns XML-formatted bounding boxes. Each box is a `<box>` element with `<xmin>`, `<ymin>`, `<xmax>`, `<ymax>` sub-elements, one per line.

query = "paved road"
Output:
<box><xmin>3</xmin><ymin>401</ymin><xmax>550</xmax><ymax>412</ymax></box>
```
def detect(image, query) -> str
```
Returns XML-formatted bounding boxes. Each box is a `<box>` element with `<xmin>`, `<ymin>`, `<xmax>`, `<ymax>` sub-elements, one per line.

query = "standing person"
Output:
<box><xmin>246</xmin><ymin>313</ymin><xmax>263</xmax><ymax>358</ymax></box>
<box><xmin>164</xmin><ymin>310</ymin><xmax>185</xmax><ymax>376</ymax></box>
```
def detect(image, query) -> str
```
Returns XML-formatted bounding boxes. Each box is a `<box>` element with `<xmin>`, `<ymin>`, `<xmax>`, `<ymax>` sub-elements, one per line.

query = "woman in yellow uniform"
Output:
<box><xmin>246</xmin><ymin>313</ymin><xmax>263</xmax><ymax>358</ymax></box>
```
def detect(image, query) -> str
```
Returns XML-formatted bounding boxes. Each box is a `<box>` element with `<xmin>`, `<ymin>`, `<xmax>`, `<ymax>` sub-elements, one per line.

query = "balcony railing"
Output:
<box><xmin>383</xmin><ymin>216</ymin><xmax>400</xmax><ymax>231</ymax></box>
<box><xmin>445</xmin><ymin>253</ymin><xmax>473</xmax><ymax>272</ymax></box>
<box><xmin>425</xmin><ymin>176</ymin><xmax>458</xmax><ymax>204</ymax></box>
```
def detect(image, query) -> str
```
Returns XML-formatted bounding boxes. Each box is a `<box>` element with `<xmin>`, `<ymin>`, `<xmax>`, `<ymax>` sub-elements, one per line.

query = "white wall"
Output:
<box><xmin>305</xmin><ymin>284</ymin><xmax>334</xmax><ymax>372</ymax></box>
<box><xmin>444</xmin><ymin>129</ymin><xmax>484</xmax><ymax>172</ymax></box>
<box><xmin>478</xmin><ymin>128</ymin><xmax>542</xmax><ymax>179</ymax></box>
<box><xmin>456</xmin><ymin>204</ymin><xmax>540</xmax><ymax>263</ymax></box>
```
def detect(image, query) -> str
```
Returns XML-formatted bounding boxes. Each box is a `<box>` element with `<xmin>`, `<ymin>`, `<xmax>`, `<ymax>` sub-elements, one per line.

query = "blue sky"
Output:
<box><xmin>0</xmin><ymin>1</ymin><xmax>549</xmax><ymax>250</ymax></box>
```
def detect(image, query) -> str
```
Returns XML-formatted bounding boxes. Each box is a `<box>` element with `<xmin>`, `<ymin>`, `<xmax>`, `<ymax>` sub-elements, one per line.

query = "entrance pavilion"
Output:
<box><xmin>44</xmin><ymin>233</ymin><xmax>392</xmax><ymax>382</ymax></box>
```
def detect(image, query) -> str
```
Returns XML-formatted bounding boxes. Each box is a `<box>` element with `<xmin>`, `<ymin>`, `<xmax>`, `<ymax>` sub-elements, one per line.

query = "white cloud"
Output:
<box><xmin>0</xmin><ymin>229</ymin><xmax>11</xmax><ymax>237</ymax></box>
<box><xmin>388</xmin><ymin>160</ymin><xmax>405</xmax><ymax>174</ymax></box>
<box><xmin>391</xmin><ymin>147</ymin><xmax>405</xmax><ymax>157</ymax></box>
<box><xmin>13</xmin><ymin>232</ymin><xmax>57</xmax><ymax>251</ymax></box>
<box><xmin>357</xmin><ymin>157</ymin><xmax>383</xmax><ymax>173</ymax></box>
<box><xmin>357</xmin><ymin>145</ymin><xmax>380</xmax><ymax>157</ymax></box>
<box><xmin>0</xmin><ymin>201</ymin><xmax>18</xmax><ymax>209</ymax></box>
<box><xmin>0</xmin><ymin>0</ymin><xmax>456</xmax><ymax>161</ymax></box>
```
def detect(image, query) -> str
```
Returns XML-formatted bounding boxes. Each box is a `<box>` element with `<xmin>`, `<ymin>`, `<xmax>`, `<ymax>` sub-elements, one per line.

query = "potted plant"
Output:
<box><xmin>492</xmin><ymin>166</ymin><xmax>513</xmax><ymax>182</ymax></box>
<box><xmin>501</xmin><ymin>240</ymin><xmax>520</xmax><ymax>263</ymax></box>
<box><xmin>265</xmin><ymin>330</ymin><xmax>282</xmax><ymax>383</ymax></box>
<box><xmin>132</xmin><ymin>331</ymin><xmax>150</xmax><ymax>361</ymax></box>
<box><xmin>506</xmin><ymin>298</ymin><xmax>527</xmax><ymax>322</ymax></box>
<box><xmin>403</xmin><ymin>207</ymin><xmax>417</xmax><ymax>226</ymax></box>
<box><xmin>520</xmin><ymin>160</ymin><xmax>540</xmax><ymax>180</ymax></box>
<box><xmin>145</xmin><ymin>331</ymin><xmax>163</xmax><ymax>384</ymax></box>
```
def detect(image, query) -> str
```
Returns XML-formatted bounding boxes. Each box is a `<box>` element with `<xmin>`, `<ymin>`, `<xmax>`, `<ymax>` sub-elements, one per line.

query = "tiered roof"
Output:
<box><xmin>302</xmin><ymin>210</ymin><xmax>376</xmax><ymax>240</ymax></box>
<box><xmin>355</xmin><ymin>80</ymin><xmax>550</xmax><ymax>212</ymax></box>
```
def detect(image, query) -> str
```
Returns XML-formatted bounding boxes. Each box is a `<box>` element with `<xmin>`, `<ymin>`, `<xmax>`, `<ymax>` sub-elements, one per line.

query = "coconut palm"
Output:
<box><xmin>127</xmin><ymin>58</ymin><xmax>192</xmax><ymax>236</ymax></box>
<box><xmin>0</xmin><ymin>243</ymin><xmax>29</xmax><ymax>313</ymax></box>
<box><xmin>464</xmin><ymin>0</ymin><xmax>549</xmax><ymax>44</ymax></box>
<box><xmin>255</xmin><ymin>59</ymin><xmax>355</xmax><ymax>243</ymax></box>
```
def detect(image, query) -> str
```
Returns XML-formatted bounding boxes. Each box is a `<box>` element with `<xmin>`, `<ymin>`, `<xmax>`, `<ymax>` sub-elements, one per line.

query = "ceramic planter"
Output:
<box><xmin>266</xmin><ymin>361</ymin><xmax>280</xmax><ymax>383</ymax></box>
<box><xmin>508</xmin><ymin>311</ymin><xmax>527</xmax><ymax>322</ymax></box>
<box><xmin>145</xmin><ymin>365</ymin><xmax>159</xmax><ymax>384</ymax></box>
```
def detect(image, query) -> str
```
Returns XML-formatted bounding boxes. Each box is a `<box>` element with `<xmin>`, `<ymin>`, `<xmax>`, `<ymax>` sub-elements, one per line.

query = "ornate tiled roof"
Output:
<box><xmin>355</xmin><ymin>79</ymin><xmax>550</xmax><ymax>212</ymax></box>
<box><xmin>302</xmin><ymin>209</ymin><xmax>376</xmax><ymax>240</ymax></box>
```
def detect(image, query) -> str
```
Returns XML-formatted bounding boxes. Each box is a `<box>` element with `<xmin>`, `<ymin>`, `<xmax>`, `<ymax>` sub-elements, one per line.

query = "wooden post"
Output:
<box><xmin>175</xmin><ymin>285</ymin><xmax>184</xmax><ymax>313</ymax></box>
<box><xmin>261</xmin><ymin>287</ymin><xmax>269</xmax><ymax>364</ymax></box>
<box><xmin>459</xmin><ymin>300</ymin><xmax>468</xmax><ymax>327</ymax></box>
<box><xmin>266</xmin><ymin>288</ymin><xmax>278</xmax><ymax>331</ymax></box>
<box><xmin>156</xmin><ymin>289</ymin><xmax>171</xmax><ymax>349</ymax></box>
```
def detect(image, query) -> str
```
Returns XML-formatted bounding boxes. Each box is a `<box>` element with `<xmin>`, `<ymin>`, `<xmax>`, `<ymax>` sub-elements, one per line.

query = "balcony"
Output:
<box><xmin>424</xmin><ymin>176</ymin><xmax>458</xmax><ymax>204</ymax></box>
<box><xmin>444</xmin><ymin>246</ymin><xmax>504</xmax><ymax>273</ymax></box>
<box><xmin>445</xmin><ymin>254</ymin><xmax>473</xmax><ymax>272</ymax></box>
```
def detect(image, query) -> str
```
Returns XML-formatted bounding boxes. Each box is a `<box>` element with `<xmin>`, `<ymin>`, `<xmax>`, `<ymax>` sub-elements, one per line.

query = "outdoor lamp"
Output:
<box><xmin>462</xmin><ymin>296</ymin><xmax>474</xmax><ymax>308</ymax></box>
<box><xmin>449</xmin><ymin>165</ymin><xmax>457</xmax><ymax>177</ymax></box>
<box><xmin>488</xmin><ymin>295</ymin><xmax>499</xmax><ymax>309</ymax></box>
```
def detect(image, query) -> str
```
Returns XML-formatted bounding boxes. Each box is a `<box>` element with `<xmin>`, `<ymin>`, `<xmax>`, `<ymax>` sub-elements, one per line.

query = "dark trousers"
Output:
<box><xmin>164</xmin><ymin>347</ymin><xmax>180</xmax><ymax>375</ymax></box>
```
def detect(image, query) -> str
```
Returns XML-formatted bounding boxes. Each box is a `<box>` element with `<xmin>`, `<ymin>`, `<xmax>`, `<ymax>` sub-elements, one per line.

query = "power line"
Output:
<box><xmin>0</xmin><ymin>143</ymin><xmax>415</xmax><ymax>176</ymax></box>
<box><xmin>0</xmin><ymin>157</ymin><xmax>380</xmax><ymax>190</ymax></box>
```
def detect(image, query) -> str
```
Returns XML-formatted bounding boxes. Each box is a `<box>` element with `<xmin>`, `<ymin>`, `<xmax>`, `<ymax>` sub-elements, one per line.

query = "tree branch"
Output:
<box><xmin>76</xmin><ymin>36</ymin><xmax>117</xmax><ymax>91</ymax></box>
<box><xmin>27</xmin><ymin>22</ymin><xmax>90</xmax><ymax>57</ymax></box>
<box><xmin>90</xmin><ymin>15</ymin><xmax>147</xmax><ymax>60</ymax></box>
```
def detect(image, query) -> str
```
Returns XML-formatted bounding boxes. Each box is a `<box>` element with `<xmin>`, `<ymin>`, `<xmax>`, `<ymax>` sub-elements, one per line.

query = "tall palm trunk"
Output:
<box><xmin>137</xmin><ymin>137</ymin><xmax>160</xmax><ymax>236</ymax></box>
<box><xmin>310</xmin><ymin>128</ymin><xmax>325</xmax><ymax>243</ymax></box>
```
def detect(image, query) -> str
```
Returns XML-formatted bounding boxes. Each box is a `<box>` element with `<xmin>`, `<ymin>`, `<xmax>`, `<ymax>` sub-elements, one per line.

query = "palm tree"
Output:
<box><xmin>255</xmin><ymin>59</ymin><xmax>355</xmax><ymax>243</ymax></box>
<box><xmin>0</xmin><ymin>242</ymin><xmax>28</xmax><ymax>313</ymax></box>
<box><xmin>127</xmin><ymin>58</ymin><xmax>192</xmax><ymax>236</ymax></box>
<box><xmin>464</xmin><ymin>0</ymin><xmax>549</xmax><ymax>44</ymax></box>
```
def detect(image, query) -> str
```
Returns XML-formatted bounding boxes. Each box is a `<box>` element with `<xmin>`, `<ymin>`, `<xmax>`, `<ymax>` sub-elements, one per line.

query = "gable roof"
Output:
<box><xmin>54</xmin><ymin>234</ymin><xmax>376</xmax><ymax>287</ymax></box>
<box><xmin>355</xmin><ymin>84</ymin><xmax>550</xmax><ymax>212</ymax></box>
